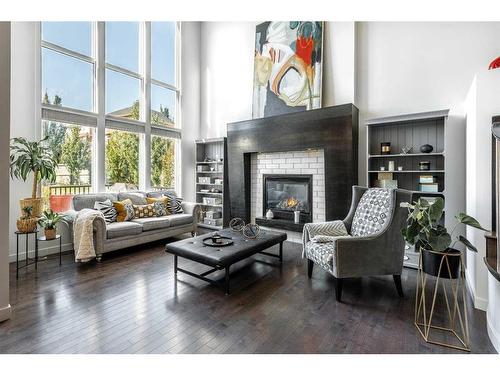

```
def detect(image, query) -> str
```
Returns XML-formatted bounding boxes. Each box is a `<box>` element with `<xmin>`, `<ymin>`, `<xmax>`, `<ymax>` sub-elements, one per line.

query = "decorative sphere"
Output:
<box><xmin>420</xmin><ymin>144</ymin><xmax>433</xmax><ymax>153</ymax></box>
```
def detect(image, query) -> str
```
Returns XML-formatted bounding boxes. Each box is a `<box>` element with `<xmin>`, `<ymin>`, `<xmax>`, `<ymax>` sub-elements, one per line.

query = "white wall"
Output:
<box><xmin>199</xmin><ymin>22</ymin><xmax>357</xmax><ymax>139</ymax></box>
<box><xmin>465</xmin><ymin>69</ymin><xmax>500</xmax><ymax>312</ymax></box>
<box><xmin>0</xmin><ymin>22</ymin><xmax>12</xmax><ymax>322</ymax></box>
<box><xmin>180</xmin><ymin>22</ymin><xmax>202</xmax><ymax>202</ymax></box>
<box><xmin>9</xmin><ymin>22</ymin><xmax>44</xmax><ymax>261</ymax></box>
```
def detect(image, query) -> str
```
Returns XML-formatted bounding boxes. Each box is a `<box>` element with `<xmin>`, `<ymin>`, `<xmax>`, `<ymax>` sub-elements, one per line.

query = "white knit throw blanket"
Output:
<box><xmin>74</xmin><ymin>209</ymin><xmax>105</xmax><ymax>262</ymax></box>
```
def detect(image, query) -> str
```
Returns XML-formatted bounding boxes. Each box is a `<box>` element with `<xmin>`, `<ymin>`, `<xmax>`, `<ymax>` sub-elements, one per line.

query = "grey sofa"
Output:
<box><xmin>67</xmin><ymin>189</ymin><xmax>201</xmax><ymax>261</ymax></box>
<box><xmin>303</xmin><ymin>186</ymin><xmax>412</xmax><ymax>302</ymax></box>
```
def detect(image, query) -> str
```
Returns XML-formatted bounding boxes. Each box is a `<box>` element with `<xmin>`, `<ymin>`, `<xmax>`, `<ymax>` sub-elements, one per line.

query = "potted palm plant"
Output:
<box><xmin>10</xmin><ymin>137</ymin><xmax>59</xmax><ymax>217</ymax></box>
<box><xmin>38</xmin><ymin>209</ymin><xmax>67</xmax><ymax>240</ymax></box>
<box><xmin>401</xmin><ymin>197</ymin><xmax>486</xmax><ymax>278</ymax></box>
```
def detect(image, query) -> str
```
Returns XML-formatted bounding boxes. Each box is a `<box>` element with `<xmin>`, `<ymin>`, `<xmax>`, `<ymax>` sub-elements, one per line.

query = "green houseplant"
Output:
<box><xmin>38</xmin><ymin>209</ymin><xmax>67</xmax><ymax>240</ymax></box>
<box><xmin>401</xmin><ymin>197</ymin><xmax>486</xmax><ymax>277</ymax></box>
<box><xmin>10</xmin><ymin>137</ymin><xmax>59</xmax><ymax>217</ymax></box>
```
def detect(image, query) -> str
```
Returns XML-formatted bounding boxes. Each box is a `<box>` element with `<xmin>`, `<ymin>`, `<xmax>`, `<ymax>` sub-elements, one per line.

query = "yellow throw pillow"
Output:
<box><xmin>113</xmin><ymin>199</ymin><xmax>134</xmax><ymax>222</ymax></box>
<box><xmin>133</xmin><ymin>204</ymin><xmax>156</xmax><ymax>218</ymax></box>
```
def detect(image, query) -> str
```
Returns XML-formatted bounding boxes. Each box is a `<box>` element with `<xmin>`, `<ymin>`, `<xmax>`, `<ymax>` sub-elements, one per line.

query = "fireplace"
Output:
<box><xmin>263</xmin><ymin>174</ymin><xmax>313</xmax><ymax>224</ymax></box>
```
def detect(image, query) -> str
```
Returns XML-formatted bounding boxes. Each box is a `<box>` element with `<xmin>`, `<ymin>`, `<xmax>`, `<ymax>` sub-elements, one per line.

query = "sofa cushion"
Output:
<box><xmin>168</xmin><ymin>213</ymin><xmax>193</xmax><ymax>227</ymax></box>
<box><xmin>106</xmin><ymin>221</ymin><xmax>143</xmax><ymax>239</ymax></box>
<box><xmin>132</xmin><ymin>217</ymin><xmax>171</xmax><ymax>231</ymax></box>
<box><xmin>94</xmin><ymin>199</ymin><xmax>117</xmax><ymax>223</ymax></box>
<box><xmin>73</xmin><ymin>193</ymin><xmax>118</xmax><ymax>211</ymax></box>
<box><xmin>133</xmin><ymin>204</ymin><xmax>156</xmax><ymax>218</ymax></box>
<box><xmin>117</xmin><ymin>191</ymin><xmax>148</xmax><ymax>205</ymax></box>
<box><xmin>146</xmin><ymin>189</ymin><xmax>177</xmax><ymax>198</ymax></box>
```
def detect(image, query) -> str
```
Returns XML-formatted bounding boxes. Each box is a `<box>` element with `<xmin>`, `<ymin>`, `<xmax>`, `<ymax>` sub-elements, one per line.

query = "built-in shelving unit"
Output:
<box><xmin>366</xmin><ymin>109</ymin><xmax>465</xmax><ymax>268</ymax></box>
<box><xmin>195</xmin><ymin>137</ymin><xmax>229</xmax><ymax>230</ymax></box>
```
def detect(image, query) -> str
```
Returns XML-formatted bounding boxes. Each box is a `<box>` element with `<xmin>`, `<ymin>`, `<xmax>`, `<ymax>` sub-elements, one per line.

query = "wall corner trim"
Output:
<box><xmin>0</xmin><ymin>304</ymin><xmax>12</xmax><ymax>322</ymax></box>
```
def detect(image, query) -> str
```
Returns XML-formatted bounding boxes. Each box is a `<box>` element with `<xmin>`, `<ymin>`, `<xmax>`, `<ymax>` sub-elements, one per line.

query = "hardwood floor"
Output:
<box><xmin>0</xmin><ymin>236</ymin><xmax>496</xmax><ymax>354</ymax></box>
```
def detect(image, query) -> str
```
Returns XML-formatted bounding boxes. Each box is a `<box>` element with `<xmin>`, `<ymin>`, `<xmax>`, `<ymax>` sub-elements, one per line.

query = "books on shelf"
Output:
<box><xmin>419</xmin><ymin>183</ymin><xmax>439</xmax><ymax>192</ymax></box>
<box><xmin>419</xmin><ymin>175</ymin><xmax>437</xmax><ymax>184</ymax></box>
<box><xmin>374</xmin><ymin>179</ymin><xmax>398</xmax><ymax>188</ymax></box>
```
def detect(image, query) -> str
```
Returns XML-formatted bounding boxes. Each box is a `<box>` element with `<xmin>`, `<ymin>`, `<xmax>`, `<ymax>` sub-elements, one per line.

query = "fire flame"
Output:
<box><xmin>286</xmin><ymin>197</ymin><xmax>299</xmax><ymax>208</ymax></box>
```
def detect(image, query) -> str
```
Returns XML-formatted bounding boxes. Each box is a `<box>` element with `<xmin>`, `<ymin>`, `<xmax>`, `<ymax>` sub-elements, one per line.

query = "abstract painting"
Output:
<box><xmin>252</xmin><ymin>21</ymin><xmax>323</xmax><ymax>119</ymax></box>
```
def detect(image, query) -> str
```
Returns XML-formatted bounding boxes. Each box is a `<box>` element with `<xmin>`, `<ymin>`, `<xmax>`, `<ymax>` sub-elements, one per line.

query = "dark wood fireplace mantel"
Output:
<box><xmin>226</xmin><ymin>104</ymin><xmax>359</xmax><ymax>223</ymax></box>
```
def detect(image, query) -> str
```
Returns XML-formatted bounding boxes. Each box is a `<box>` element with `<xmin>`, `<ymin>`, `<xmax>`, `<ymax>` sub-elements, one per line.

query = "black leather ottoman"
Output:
<box><xmin>165</xmin><ymin>228</ymin><xmax>287</xmax><ymax>294</ymax></box>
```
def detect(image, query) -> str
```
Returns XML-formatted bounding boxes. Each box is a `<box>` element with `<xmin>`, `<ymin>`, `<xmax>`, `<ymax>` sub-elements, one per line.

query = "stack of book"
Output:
<box><xmin>419</xmin><ymin>175</ymin><xmax>438</xmax><ymax>192</ymax></box>
<box><xmin>374</xmin><ymin>172</ymin><xmax>398</xmax><ymax>189</ymax></box>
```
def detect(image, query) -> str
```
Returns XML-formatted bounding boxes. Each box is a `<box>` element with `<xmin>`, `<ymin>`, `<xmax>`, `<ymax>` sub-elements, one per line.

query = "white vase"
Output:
<box><xmin>294</xmin><ymin>211</ymin><xmax>300</xmax><ymax>224</ymax></box>
<box><xmin>266</xmin><ymin>209</ymin><xmax>274</xmax><ymax>220</ymax></box>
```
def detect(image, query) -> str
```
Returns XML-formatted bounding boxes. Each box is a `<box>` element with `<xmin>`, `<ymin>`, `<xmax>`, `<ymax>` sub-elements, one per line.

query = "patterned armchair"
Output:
<box><xmin>302</xmin><ymin>185</ymin><xmax>412</xmax><ymax>302</ymax></box>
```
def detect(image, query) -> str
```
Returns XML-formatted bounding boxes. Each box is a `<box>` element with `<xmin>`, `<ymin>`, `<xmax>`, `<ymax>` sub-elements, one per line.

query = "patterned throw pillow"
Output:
<box><xmin>350</xmin><ymin>188</ymin><xmax>393</xmax><ymax>237</ymax></box>
<box><xmin>113</xmin><ymin>199</ymin><xmax>135</xmax><ymax>222</ymax></box>
<box><xmin>146</xmin><ymin>197</ymin><xmax>168</xmax><ymax>217</ymax></box>
<box><xmin>94</xmin><ymin>199</ymin><xmax>117</xmax><ymax>224</ymax></box>
<box><xmin>164</xmin><ymin>193</ymin><xmax>183</xmax><ymax>214</ymax></box>
<box><xmin>133</xmin><ymin>204</ymin><xmax>156</xmax><ymax>218</ymax></box>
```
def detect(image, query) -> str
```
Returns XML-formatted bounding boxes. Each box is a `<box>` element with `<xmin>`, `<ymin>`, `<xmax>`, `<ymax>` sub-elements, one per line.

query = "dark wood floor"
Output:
<box><xmin>0</xmin><ymin>236</ymin><xmax>496</xmax><ymax>354</ymax></box>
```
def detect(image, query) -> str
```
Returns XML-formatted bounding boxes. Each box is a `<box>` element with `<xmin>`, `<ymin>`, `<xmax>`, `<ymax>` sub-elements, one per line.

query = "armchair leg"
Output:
<box><xmin>393</xmin><ymin>274</ymin><xmax>404</xmax><ymax>298</ymax></box>
<box><xmin>333</xmin><ymin>277</ymin><xmax>343</xmax><ymax>302</ymax></box>
<box><xmin>307</xmin><ymin>259</ymin><xmax>314</xmax><ymax>278</ymax></box>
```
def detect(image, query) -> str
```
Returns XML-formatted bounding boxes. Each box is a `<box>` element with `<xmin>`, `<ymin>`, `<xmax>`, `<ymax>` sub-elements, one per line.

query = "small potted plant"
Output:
<box><xmin>10</xmin><ymin>137</ymin><xmax>59</xmax><ymax>217</ymax></box>
<box><xmin>16</xmin><ymin>205</ymin><xmax>38</xmax><ymax>233</ymax></box>
<box><xmin>38</xmin><ymin>209</ymin><xmax>67</xmax><ymax>240</ymax></box>
<box><xmin>401</xmin><ymin>197</ymin><xmax>486</xmax><ymax>278</ymax></box>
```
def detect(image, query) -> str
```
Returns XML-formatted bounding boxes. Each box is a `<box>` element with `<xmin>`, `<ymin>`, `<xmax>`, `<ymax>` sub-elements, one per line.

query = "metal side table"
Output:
<box><xmin>15</xmin><ymin>230</ymin><xmax>38</xmax><ymax>279</ymax></box>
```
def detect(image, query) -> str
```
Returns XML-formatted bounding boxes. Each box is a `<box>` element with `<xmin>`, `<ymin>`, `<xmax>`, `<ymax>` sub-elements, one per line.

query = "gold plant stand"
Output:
<box><xmin>414</xmin><ymin>249</ymin><xmax>470</xmax><ymax>352</ymax></box>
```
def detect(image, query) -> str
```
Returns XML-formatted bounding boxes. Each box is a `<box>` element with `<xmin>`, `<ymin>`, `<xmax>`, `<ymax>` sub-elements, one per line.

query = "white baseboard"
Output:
<box><xmin>487</xmin><ymin>310</ymin><xmax>500</xmax><ymax>353</ymax></box>
<box><xmin>465</xmin><ymin>269</ymin><xmax>488</xmax><ymax>311</ymax></box>
<box><xmin>9</xmin><ymin>242</ymin><xmax>73</xmax><ymax>263</ymax></box>
<box><xmin>0</xmin><ymin>304</ymin><xmax>12</xmax><ymax>322</ymax></box>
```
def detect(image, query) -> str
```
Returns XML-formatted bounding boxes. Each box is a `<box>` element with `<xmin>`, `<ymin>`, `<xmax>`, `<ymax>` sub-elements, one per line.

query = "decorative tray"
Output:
<box><xmin>202</xmin><ymin>236</ymin><xmax>234</xmax><ymax>247</ymax></box>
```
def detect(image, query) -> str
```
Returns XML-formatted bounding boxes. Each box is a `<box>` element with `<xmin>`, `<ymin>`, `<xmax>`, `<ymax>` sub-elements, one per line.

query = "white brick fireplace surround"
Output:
<box><xmin>250</xmin><ymin>149</ymin><xmax>326</xmax><ymax>242</ymax></box>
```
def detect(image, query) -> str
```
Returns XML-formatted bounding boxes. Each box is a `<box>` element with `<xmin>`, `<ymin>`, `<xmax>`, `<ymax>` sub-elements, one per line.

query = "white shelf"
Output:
<box><xmin>198</xmin><ymin>203</ymin><xmax>223</xmax><ymax>208</ymax></box>
<box><xmin>368</xmin><ymin>152</ymin><xmax>444</xmax><ymax>158</ymax></box>
<box><xmin>196</xmin><ymin>192</ymin><xmax>223</xmax><ymax>196</ymax></box>
<box><xmin>196</xmin><ymin>161</ymin><xmax>224</xmax><ymax>164</ymax></box>
<box><xmin>196</xmin><ymin>182</ymin><xmax>222</xmax><ymax>186</ymax></box>
<box><xmin>196</xmin><ymin>171</ymin><xmax>223</xmax><ymax>174</ymax></box>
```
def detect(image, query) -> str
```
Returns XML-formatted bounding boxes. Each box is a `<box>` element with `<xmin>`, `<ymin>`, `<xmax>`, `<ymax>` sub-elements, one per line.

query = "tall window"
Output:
<box><xmin>151</xmin><ymin>136</ymin><xmax>176</xmax><ymax>189</ymax></box>
<box><xmin>41</xmin><ymin>22</ymin><xmax>180</xmax><ymax>201</ymax></box>
<box><xmin>151</xmin><ymin>22</ymin><xmax>177</xmax><ymax>128</ymax></box>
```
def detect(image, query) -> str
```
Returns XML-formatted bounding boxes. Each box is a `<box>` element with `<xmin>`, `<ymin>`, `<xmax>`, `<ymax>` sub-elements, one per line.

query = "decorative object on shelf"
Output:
<box><xmin>16</xmin><ymin>205</ymin><xmax>38</xmax><ymax>233</ymax></box>
<box><xmin>420</xmin><ymin>144</ymin><xmax>434</xmax><ymax>153</ymax></box>
<box><xmin>488</xmin><ymin>56</ymin><xmax>500</xmax><ymax>70</ymax></box>
<box><xmin>198</xmin><ymin>176</ymin><xmax>211</xmax><ymax>184</ymax></box>
<box><xmin>210</xmin><ymin>166</ymin><xmax>215</xmax><ymax>171</ymax></box>
<box><xmin>401</xmin><ymin>197</ymin><xmax>487</xmax><ymax>351</ymax></box>
<box><xmin>202</xmin><ymin>235</ymin><xmax>234</xmax><ymax>247</ymax></box>
<box><xmin>214</xmin><ymin>178</ymin><xmax>223</xmax><ymax>185</ymax></box>
<box><xmin>374</xmin><ymin>179</ymin><xmax>397</xmax><ymax>189</ymax></box>
<box><xmin>10</xmin><ymin>137</ymin><xmax>59</xmax><ymax>218</ymax></box>
<box><xmin>419</xmin><ymin>175</ymin><xmax>436</xmax><ymax>184</ymax></box>
<box><xmin>388</xmin><ymin>161</ymin><xmax>395</xmax><ymax>171</ymax></box>
<box><xmin>266</xmin><ymin>209</ymin><xmax>274</xmax><ymax>220</ymax></box>
<box><xmin>380</xmin><ymin>142</ymin><xmax>391</xmax><ymax>155</ymax></box>
<box><xmin>294</xmin><ymin>210</ymin><xmax>300</xmax><ymax>224</ymax></box>
<box><xmin>252</xmin><ymin>21</ymin><xmax>323</xmax><ymax>119</ymax></box>
<box><xmin>37</xmin><ymin>209</ymin><xmax>68</xmax><ymax>240</ymax></box>
<box><xmin>229</xmin><ymin>217</ymin><xmax>246</xmax><ymax>232</ymax></box>
<box><xmin>419</xmin><ymin>161</ymin><xmax>430</xmax><ymax>170</ymax></box>
<box><xmin>397</xmin><ymin>166</ymin><xmax>403</xmax><ymax>171</ymax></box>
<box><xmin>380</xmin><ymin>166</ymin><xmax>386</xmax><ymax>171</ymax></box>
<box><xmin>243</xmin><ymin>223</ymin><xmax>261</xmax><ymax>239</ymax></box>
<box><xmin>419</xmin><ymin>183</ymin><xmax>439</xmax><ymax>193</ymax></box>
<box><xmin>401</xmin><ymin>146</ymin><xmax>413</xmax><ymax>154</ymax></box>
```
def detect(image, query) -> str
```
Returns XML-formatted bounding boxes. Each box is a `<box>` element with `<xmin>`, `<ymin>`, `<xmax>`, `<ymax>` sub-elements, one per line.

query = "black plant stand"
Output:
<box><xmin>38</xmin><ymin>234</ymin><xmax>63</xmax><ymax>266</ymax></box>
<box><xmin>15</xmin><ymin>230</ymin><xmax>38</xmax><ymax>279</ymax></box>
<box><xmin>15</xmin><ymin>231</ymin><xmax>63</xmax><ymax>278</ymax></box>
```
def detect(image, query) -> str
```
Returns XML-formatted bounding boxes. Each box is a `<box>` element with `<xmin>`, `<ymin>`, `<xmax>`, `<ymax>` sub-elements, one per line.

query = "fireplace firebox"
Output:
<box><xmin>263</xmin><ymin>174</ymin><xmax>313</xmax><ymax>224</ymax></box>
